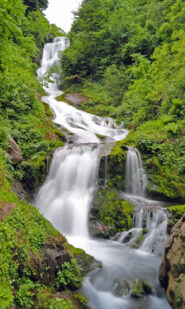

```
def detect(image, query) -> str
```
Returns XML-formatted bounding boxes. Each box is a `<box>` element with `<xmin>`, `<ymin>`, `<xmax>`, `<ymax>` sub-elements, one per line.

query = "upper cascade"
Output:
<box><xmin>37</xmin><ymin>37</ymin><xmax>70</xmax><ymax>76</ymax></box>
<box><xmin>125</xmin><ymin>146</ymin><xmax>147</xmax><ymax>197</ymax></box>
<box><xmin>36</xmin><ymin>37</ymin><xmax>128</xmax><ymax>144</ymax></box>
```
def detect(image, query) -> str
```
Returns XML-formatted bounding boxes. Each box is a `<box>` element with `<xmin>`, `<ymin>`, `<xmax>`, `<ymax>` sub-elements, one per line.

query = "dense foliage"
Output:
<box><xmin>0</xmin><ymin>1</ymin><xmax>87</xmax><ymax>308</ymax></box>
<box><xmin>0</xmin><ymin>0</ymin><xmax>65</xmax><ymax>193</ymax></box>
<box><xmin>61</xmin><ymin>0</ymin><xmax>185</xmax><ymax>201</ymax></box>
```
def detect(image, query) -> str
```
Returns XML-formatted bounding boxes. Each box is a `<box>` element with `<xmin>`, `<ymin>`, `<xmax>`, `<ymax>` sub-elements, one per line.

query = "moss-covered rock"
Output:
<box><xmin>106</xmin><ymin>141</ymin><xmax>127</xmax><ymax>190</ymax></box>
<box><xmin>167</xmin><ymin>205</ymin><xmax>185</xmax><ymax>233</ymax></box>
<box><xmin>66</xmin><ymin>245</ymin><xmax>100</xmax><ymax>276</ymax></box>
<box><xmin>89</xmin><ymin>187</ymin><xmax>134</xmax><ymax>238</ymax></box>
<box><xmin>130</xmin><ymin>279</ymin><xmax>153</xmax><ymax>298</ymax></box>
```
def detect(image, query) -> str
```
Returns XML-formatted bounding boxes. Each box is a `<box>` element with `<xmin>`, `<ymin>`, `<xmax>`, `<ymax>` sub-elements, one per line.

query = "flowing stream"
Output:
<box><xmin>36</xmin><ymin>37</ymin><xmax>171</xmax><ymax>309</ymax></box>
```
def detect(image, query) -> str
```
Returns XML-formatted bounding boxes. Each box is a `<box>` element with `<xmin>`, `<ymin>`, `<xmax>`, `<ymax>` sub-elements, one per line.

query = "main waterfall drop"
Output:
<box><xmin>35</xmin><ymin>37</ymin><xmax>171</xmax><ymax>309</ymax></box>
<box><xmin>36</xmin><ymin>145</ymin><xmax>100</xmax><ymax>236</ymax></box>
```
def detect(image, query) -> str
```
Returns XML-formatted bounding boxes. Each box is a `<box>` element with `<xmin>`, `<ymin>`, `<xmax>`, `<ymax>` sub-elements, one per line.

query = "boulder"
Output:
<box><xmin>25</xmin><ymin>236</ymin><xmax>71</xmax><ymax>286</ymax></box>
<box><xmin>6</xmin><ymin>135</ymin><xmax>23</xmax><ymax>165</ymax></box>
<box><xmin>89</xmin><ymin>221</ymin><xmax>112</xmax><ymax>238</ymax></box>
<box><xmin>159</xmin><ymin>214</ymin><xmax>185</xmax><ymax>309</ymax></box>
<box><xmin>130</xmin><ymin>279</ymin><xmax>153</xmax><ymax>298</ymax></box>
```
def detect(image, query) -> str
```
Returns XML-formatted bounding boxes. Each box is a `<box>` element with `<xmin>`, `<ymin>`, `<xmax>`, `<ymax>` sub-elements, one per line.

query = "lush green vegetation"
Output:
<box><xmin>1</xmin><ymin>0</ymin><xmax>185</xmax><ymax>306</ymax></box>
<box><xmin>0</xmin><ymin>0</ymin><xmax>65</xmax><ymax>194</ymax></box>
<box><xmin>61</xmin><ymin>0</ymin><xmax>185</xmax><ymax>201</ymax></box>
<box><xmin>0</xmin><ymin>1</ymin><xmax>90</xmax><ymax>308</ymax></box>
<box><xmin>0</xmin><ymin>194</ymin><xmax>89</xmax><ymax>308</ymax></box>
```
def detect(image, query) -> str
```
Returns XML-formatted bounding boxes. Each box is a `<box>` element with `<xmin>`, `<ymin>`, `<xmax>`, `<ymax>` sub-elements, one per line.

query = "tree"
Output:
<box><xmin>23</xmin><ymin>0</ymin><xmax>48</xmax><ymax>12</ymax></box>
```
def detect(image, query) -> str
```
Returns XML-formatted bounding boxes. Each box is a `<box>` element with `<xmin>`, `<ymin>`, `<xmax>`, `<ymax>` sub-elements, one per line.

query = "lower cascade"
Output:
<box><xmin>116</xmin><ymin>207</ymin><xmax>168</xmax><ymax>256</ymax></box>
<box><xmin>35</xmin><ymin>37</ymin><xmax>171</xmax><ymax>309</ymax></box>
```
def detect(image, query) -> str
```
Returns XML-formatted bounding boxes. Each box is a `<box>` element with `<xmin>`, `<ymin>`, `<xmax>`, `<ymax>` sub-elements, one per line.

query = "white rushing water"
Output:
<box><xmin>35</xmin><ymin>37</ymin><xmax>171</xmax><ymax>309</ymax></box>
<box><xmin>125</xmin><ymin>146</ymin><xmax>147</xmax><ymax>196</ymax></box>
<box><xmin>116</xmin><ymin>206</ymin><xmax>168</xmax><ymax>256</ymax></box>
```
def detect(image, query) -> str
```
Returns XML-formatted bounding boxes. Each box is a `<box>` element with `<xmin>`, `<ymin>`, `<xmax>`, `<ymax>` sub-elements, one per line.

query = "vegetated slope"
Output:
<box><xmin>0</xmin><ymin>1</ymin><xmax>92</xmax><ymax>308</ymax></box>
<box><xmin>61</xmin><ymin>0</ymin><xmax>185</xmax><ymax>201</ymax></box>
<box><xmin>0</xmin><ymin>0</ymin><xmax>66</xmax><ymax>194</ymax></box>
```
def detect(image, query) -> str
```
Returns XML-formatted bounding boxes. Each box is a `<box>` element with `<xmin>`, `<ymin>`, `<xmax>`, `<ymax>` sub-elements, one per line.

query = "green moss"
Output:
<box><xmin>66</xmin><ymin>245</ymin><xmax>95</xmax><ymax>276</ymax></box>
<box><xmin>49</xmin><ymin>298</ymin><xmax>74</xmax><ymax>309</ymax></box>
<box><xmin>96</xmin><ymin>134</ymin><xmax>105</xmax><ymax>140</ymax></box>
<box><xmin>0</xmin><ymin>283</ymin><xmax>14</xmax><ymax>309</ymax></box>
<box><xmin>167</xmin><ymin>205</ymin><xmax>185</xmax><ymax>233</ymax></box>
<box><xmin>106</xmin><ymin>142</ymin><xmax>127</xmax><ymax>190</ymax></box>
<box><xmin>135</xmin><ymin>234</ymin><xmax>145</xmax><ymax>244</ymax></box>
<box><xmin>168</xmin><ymin>205</ymin><xmax>185</xmax><ymax>222</ymax></box>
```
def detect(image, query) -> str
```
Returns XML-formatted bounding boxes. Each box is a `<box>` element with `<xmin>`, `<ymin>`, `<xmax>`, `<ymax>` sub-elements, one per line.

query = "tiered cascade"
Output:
<box><xmin>36</xmin><ymin>37</ymin><xmax>171</xmax><ymax>309</ymax></box>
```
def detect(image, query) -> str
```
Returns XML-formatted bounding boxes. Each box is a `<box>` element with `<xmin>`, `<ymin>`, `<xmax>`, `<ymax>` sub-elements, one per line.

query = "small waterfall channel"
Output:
<box><xmin>35</xmin><ymin>37</ymin><xmax>171</xmax><ymax>309</ymax></box>
<box><xmin>118</xmin><ymin>147</ymin><xmax>169</xmax><ymax>256</ymax></box>
<box><xmin>125</xmin><ymin>146</ymin><xmax>147</xmax><ymax>196</ymax></box>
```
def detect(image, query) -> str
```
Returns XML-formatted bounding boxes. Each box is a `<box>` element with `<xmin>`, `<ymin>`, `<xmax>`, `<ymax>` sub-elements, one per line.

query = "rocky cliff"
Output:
<box><xmin>159</xmin><ymin>214</ymin><xmax>185</xmax><ymax>309</ymax></box>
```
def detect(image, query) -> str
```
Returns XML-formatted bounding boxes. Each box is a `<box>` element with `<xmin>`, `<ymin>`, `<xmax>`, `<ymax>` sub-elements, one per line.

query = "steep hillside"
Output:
<box><xmin>0</xmin><ymin>0</ymin><xmax>66</xmax><ymax>194</ymax></box>
<box><xmin>0</xmin><ymin>1</ymin><xmax>92</xmax><ymax>308</ymax></box>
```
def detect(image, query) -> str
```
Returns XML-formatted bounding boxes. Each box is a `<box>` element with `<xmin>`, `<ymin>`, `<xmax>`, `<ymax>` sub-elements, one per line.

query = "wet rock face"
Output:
<box><xmin>6</xmin><ymin>135</ymin><xmax>23</xmax><ymax>165</ymax></box>
<box><xmin>159</xmin><ymin>214</ymin><xmax>185</xmax><ymax>309</ymax></box>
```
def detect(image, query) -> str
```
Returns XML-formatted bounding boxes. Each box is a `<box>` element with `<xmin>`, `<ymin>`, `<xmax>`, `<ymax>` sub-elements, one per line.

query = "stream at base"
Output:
<box><xmin>36</xmin><ymin>37</ymin><xmax>172</xmax><ymax>309</ymax></box>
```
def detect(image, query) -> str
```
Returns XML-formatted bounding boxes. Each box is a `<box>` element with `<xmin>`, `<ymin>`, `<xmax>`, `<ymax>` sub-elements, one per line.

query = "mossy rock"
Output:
<box><xmin>130</xmin><ymin>229</ymin><xmax>148</xmax><ymax>248</ymax></box>
<box><xmin>99</xmin><ymin>141</ymin><xmax>127</xmax><ymax>189</ymax></box>
<box><xmin>66</xmin><ymin>245</ymin><xmax>99</xmax><ymax>276</ymax></box>
<box><xmin>130</xmin><ymin>279</ymin><xmax>153</xmax><ymax>298</ymax></box>
<box><xmin>168</xmin><ymin>205</ymin><xmax>185</xmax><ymax>222</ymax></box>
<box><xmin>89</xmin><ymin>187</ymin><xmax>134</xmax><ymax>238</ymax></box>
<box><xmin>107</xmin><ymin>142</ymin><xmax>127</xmax><ymax>190</ymax></box>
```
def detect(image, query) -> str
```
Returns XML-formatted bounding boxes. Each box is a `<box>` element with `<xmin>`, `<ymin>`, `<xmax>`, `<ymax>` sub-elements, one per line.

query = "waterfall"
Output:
<box><xmin>36</xmin><ymin>36</ymin><xmax>128</xmax><ymax>237</ymax></box>
<box><xmin>36</xmin><ymin>37</ymin><xmax>128</xmax><ymax>144</ymax></box>
<box><xmin>35</xmin><ymin>37</ymin><xmax>171</xmax><ymax>309</ymax></box>
<box><xmin>125</xmin><ymin>146</ymin><xmax>147</xmax><ymax>196</ymax></box>
<box><xmin>116</xmin><ymin>207</ymin><xmax>168</xmax><ymax>256</ymax></box>
<box><xmin>123</xmin><ymin>146</ymin><xmax>168</xmax><ymax>255</ymax></box>
<box><xmin>36</xmin><ymin>145</ymin><xmax>100</xmax><ymax>236</ymax></box>
<box><xmin>37</xmin><ymin>37</ymin><xmax>70</xmax><ymax>76</ymax></box>
<box><xmin>139</xmin><ymin>208</ymin><xmax>168</xmax><ymax>255</ymax></box>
